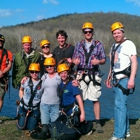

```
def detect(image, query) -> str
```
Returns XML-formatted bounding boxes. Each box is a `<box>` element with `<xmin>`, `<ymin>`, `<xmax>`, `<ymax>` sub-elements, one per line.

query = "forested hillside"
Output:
<box><xmin>0</xmin><ymin>12</ymin><xmax>140</xmax><ymax>55</ymax></box>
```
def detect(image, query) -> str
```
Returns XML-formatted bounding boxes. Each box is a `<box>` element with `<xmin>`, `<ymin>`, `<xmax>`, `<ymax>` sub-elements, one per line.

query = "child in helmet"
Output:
<box><xmin>57</xmin><ymin>63</ymin><xmax>85</xmax><ymax>122</ymax></box>
<box><xmin>17</xmin><ymin>63</ymin><xmax>42</xmax><ymax>134</ymax></box>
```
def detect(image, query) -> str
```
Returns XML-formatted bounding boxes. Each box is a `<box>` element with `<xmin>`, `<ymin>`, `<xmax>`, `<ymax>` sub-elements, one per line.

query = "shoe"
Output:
<box><xmin>96</xmin><ymin>123</ymin><xmax>104</xmax><ymax>133</ymax></box>
<box><xmin>125</xmin><ymin>132</ymin><xmax>130</xmax><ymax>138</ymax></box>
<box><xmin>0</xmin><ymin>120</ymin><xmax>3</xmax><ymax>124</ymax></box>
<box><xmin>109</xmin><ymin>136</ymin><xmax>125</xmax><ymax>140</ymax></box>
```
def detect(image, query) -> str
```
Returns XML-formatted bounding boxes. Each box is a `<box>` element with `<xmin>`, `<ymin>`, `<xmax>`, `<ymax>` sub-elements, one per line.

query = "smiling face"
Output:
<box><xmin>23</xmin><ymin>42</ymin><xmax>31</xmax><ymax>54</ymax></box>
<box><xmin>30</xmin><ymin>71</ymin><xmax>39</xmax><ymax>80</ymax></box>
<box><xmin>45</xmin><ymin>65</ymin><xmax>55</xmax><ymax>74</ymax></box>
<box><xmin>59</xmin><ymin>70</ymin><xmax>68</xmax><ymax>82</ymax></box>
<box><xmin>112</xmin><ymin>29</ymin><xmax>124</xmax><ymax>43</ymax></box>
<box><xmin>83</xmin><ymin>29</ymin><xmax>93</xmax><ymax>41</ymax></box>
<box><xmin>57</xmin><ymin>34</ymin><xmax>66</xmax><ymax>47</ymax></box>
<box><xmin>41</xmin><ymin>45</ymin><xmax>50</xmax><ymax>54</ymax></box>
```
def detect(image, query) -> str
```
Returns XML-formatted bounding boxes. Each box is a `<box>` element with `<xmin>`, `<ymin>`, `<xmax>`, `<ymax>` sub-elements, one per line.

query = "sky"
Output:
<box><xmin>0</xmin><ymin>0</ymin><xmax>140</xmax><ymax>27</ymax></box>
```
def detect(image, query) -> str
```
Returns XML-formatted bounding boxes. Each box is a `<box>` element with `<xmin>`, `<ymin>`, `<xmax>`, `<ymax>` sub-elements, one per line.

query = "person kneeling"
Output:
<box><xmin>16</xmin><ymin>63</ymin><xmax>42</xmax><ymax>136</ymax></box>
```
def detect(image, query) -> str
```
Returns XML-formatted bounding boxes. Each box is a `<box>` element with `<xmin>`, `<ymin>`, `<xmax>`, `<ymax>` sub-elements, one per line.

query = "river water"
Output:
<box><xmin>0</xmin><ymin>57</ymin><xmax>140</xmax><ymax>120</ymax></box>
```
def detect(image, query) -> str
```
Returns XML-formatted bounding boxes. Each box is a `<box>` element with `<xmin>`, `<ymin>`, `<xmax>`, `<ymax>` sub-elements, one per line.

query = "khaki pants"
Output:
<box><xmin>76</xmin><ymin>74</ymin><xmax>102</xmax><ymax>101</ymax></box>
<box><xmin>0</xmin><ymin>78</ymin><xmax>8</xmax><ymax>98</ymax></box>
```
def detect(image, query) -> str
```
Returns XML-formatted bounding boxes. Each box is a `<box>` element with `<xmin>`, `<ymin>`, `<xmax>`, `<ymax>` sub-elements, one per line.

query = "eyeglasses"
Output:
<box><xmin>30</xmin><ymin>71</ymin><xmax>39</xmax><ymax>74</ymax></box>
<box><xmin>42</xmin><ymin>46</ymin><xmax>50</xmax><ymax>49</ymax></box>
<box><xmin>46</xmin><ymin>65</ymin><xmax>54</xmax><ymax>68</ymax></box>
<box><xmin>83</xmin><ymin>31</ymin><xmax>93</xmax><ymax>34</ymax></box>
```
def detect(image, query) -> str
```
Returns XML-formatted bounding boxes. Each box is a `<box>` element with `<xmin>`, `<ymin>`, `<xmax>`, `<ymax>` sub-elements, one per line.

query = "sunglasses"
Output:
<box><xmin>42</xmin><ymin>46</ymin><xmax>50</xmax><ymax>49</ymax></box>
<box><xmin>46</xmin><ymin>65</ymin><xmax>54</xmax><ymax>68</ymax></box>
<box><xmin>83</xmin><ymin>31</ymin><xmax>93</xmax><ymax>34</ymax></box>
<box><xmin>30</xmin><ymin>71</ymin><xmax>39</xmax><ymax>74</ymax></box>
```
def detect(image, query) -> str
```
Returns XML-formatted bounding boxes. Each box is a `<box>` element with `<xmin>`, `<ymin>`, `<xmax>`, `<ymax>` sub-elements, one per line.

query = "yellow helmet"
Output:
<box><xmin>40</xmin><ymin>40</ymin><xmax>50</xmax><ymax>47</ymax></box>
<box><xmin>44</xmin><ymin>57</ymin><xmax>56</xmax><ymax>66</ymax></box>
<box><xmin>57</xmin><ymin>63</ymin><xmax>69</xmax><ymax>73</ymax></box>
<box><xmin>29</xmin><ymin>63</ymin><xmax>40</xmax><ymax>71</ymax></box>
<box><xmin>22</xmin><ymin>36</ymin><xmax>32</xmax><ymax>43</ymax></box>
<box><xmin>111</xmin><ymin>22</ymin><xmax>124</xmax><ymax>32</ymax></box>
<box><xmin>82</xmin><ymin>22</ymin><xmax>94</xmax><ymax>30</ymax></box>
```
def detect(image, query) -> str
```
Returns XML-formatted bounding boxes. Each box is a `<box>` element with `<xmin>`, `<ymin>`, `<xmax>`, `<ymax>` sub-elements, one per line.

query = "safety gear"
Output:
<box><xmin>22</xmin><ymin>36</ymin><xmax>32</xmax><ymax>44</ymax></box>
<box><xmin>44</xmin><ymin>57</ymin><xmax>56</xmax><ymax>66</ymax></box>
<box><xmin>57</xmin><ymin>63</ymin><xmax>69</xmax><ymax>73</ymax></box>
<box><xmin>0</xmin><ymin>34</ymin><xmax>5</xmax><ymax>42</ymax></box>
<box><xmin>82</xmin><ymin>22</ymin><xmax>94</xmax><ymax>30</ymax></box>
<box><xmin>40</xmin><ymin>40</ymin><xmax>50</xmax><ymax>47</ymax></box>
<box><xmin>111</xmin><ymin>22</ymin><xmax>124</xmax><ymax>32</ymax></box>
<box><xmin>29</xmin><ymin>63</ymin><xmax>40</xmax><ymax>71</ymax></box>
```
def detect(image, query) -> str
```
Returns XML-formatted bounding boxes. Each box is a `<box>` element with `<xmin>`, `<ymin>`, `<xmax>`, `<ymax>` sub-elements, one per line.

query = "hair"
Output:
<box><xmin>56</xmin><ymin>30</ymin><xmax>68</xmax><ymax>39</ymax></box>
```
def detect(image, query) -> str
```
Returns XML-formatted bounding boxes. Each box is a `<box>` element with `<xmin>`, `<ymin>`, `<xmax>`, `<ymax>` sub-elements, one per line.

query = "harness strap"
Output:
<box><xmin>61</xmin><ymin>102</ymin><xmax>75</xmax><ymax>114</ymax></box>
<box><xmin>110</xmin><ymin>39</ymin><xmax>135</xmax><ymax>94</ymax></box>
<box><xmin>80</xmin><ymin>41</ymin><xmax>101</xmax><ymax>86</ymax></box>
<box><xmin>58</xmin><ymin>80</ymin><xmax>70</xmax><ymax>108</ymax></box>
<box><xmin>111</xmin><ymin>39</ymin><xmax>129</xmax><ymax>69</ymax></box>
<box><xmin>113</xmin><ymin>65</ymin><xmax>131</xmax><ymax>78</ymax></box>
<box><xmin>117</xmin><ymin>83</ymin><xmax>135</xmax><ymax>95</ymax></box>
<box><xmin>21</xmin><ymin>99</ymin><xmax>39</xmax><ymax>109</ymax></box>
<box><xmin>28</xmin><ymin>77</ymin><xmax>42</xmax><ymax>109</ymax></box>
<box><xmin>81</xmin><ymin>43</ymin><xmax>95</xmax><ymax>66</ymax></box>
<box><xmin>0</xmin><ymin>48</ymin><xmax>8</xmax><ymax>70</ymax></box>
<box><xmin>77</xmin><ymin>67</ymin><xmax>101</xmax><ymax>86</ymax></box>
<box><xmin>57</xmin><ymin>43</ymin><xmax>71</xmax><ymax>59</ymax></box>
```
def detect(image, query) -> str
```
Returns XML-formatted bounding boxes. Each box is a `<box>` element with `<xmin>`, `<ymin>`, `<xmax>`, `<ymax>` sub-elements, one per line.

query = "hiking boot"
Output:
<box><xmin>125</xmin><ymin>132</ymin><xmax>130</xmax><ymax>138</ymax></box>
<box><xmin>109</xmin><ymin>136</ymin><xmax>125</xmax><ymax>140</ymax></box>
<box><xmin>96</xmin><ymin>123</ymin><xmax>104</xmax><ymax>133</ymax></box>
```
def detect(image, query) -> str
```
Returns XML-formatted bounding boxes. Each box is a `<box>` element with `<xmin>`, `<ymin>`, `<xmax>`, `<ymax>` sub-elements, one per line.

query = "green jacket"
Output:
<box><xmin>12</xmin><ymin>49</ymin><xmax>40</xmax><ymax>89</ymax></box>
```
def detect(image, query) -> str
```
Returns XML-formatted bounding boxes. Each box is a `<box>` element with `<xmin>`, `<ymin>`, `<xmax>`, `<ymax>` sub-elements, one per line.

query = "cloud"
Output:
<box><xmin>126</xmin><ymin>0</ymin><xmax>140</xmax><ymax>6</ymax></box>
<box><xmin>0</xmin><ymin>9</ymin><xmax>24</xmax><ymax>17</ymax></box>
<box><xmin>36</xmin><ymin>15</ymin><xmax>45</xmax><ymax>20</ymax></box>
<box><xmin>42</xmin><ymin>0</ymin><xmax>59</xmax><ymax>4</ymax></box>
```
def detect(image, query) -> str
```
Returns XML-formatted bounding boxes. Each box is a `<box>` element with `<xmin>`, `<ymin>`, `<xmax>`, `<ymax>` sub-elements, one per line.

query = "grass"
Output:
<box><xmin>0</xmin><ymin>116</ymin><xmax>140</xmax><ymax>140</ymax></box>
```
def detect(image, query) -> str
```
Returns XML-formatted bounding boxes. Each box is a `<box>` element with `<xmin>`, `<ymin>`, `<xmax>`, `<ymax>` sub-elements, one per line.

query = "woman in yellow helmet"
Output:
<box><xmin>33</xmin><ymin>57</ymin><xmax>61</xmax><ymax>139</ymax></box>
<box><xmin>17</xmin><ymin>63</ymin><xmax>43</xmax><ymax>134</ymax></box>
<box><xmin>39</xmin><ymin>39</ymin><xmax>53</xmax><ymax>77</ymax></box>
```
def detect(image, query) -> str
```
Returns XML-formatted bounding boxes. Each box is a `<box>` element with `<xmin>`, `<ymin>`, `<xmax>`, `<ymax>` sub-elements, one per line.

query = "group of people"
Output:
<box><xmin>0</xmin><ymin>21</ymin><xmax>137</xmax><ymax>140</ymax></box>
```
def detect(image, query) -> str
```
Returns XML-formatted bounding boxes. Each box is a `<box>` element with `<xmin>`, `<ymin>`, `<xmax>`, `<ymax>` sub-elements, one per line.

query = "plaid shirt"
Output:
<box><xmin>72</xmin><ymin>40</ymin><xmax>106</xmax><ymax>70</ymax></box>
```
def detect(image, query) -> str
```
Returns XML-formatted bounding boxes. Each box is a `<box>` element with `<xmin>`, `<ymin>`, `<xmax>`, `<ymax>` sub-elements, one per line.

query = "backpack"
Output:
<box><xmin>48</xmin><ymin>120</ymin><xmax>79</xmax><ymax>140</ymax></box>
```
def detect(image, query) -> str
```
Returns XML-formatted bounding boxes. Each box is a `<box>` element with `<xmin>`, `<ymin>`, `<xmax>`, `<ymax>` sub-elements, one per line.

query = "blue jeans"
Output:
<box><xmin>113</xmin><ymin>78</ymin><xmax>130</xmax><ymax>138</ymax></box>
<box><xmin>17</xmin><ymin>106</ymin><xmax>40</xmax><ymax>131</ymax></box>
<box><xmin>40</xmin><ymin>103</ymin><xmax>59</xmax><ymax>124</ymax></box>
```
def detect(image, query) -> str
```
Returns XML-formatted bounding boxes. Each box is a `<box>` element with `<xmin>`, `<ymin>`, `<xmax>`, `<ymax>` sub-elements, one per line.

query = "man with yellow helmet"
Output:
<box><xmin>72</xmin><ymin>22</ymin><xmax>106</xmax><ymax>133</ymax></box>
<box><xmin>106</xmin><ymin>22</ymin><xmax>138</xmax><ymax>140</ymax></box>
<box><xmin>12</xmin><ymin>35</ymin><xmax>40</xmax><ymax>89</ymax></box>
